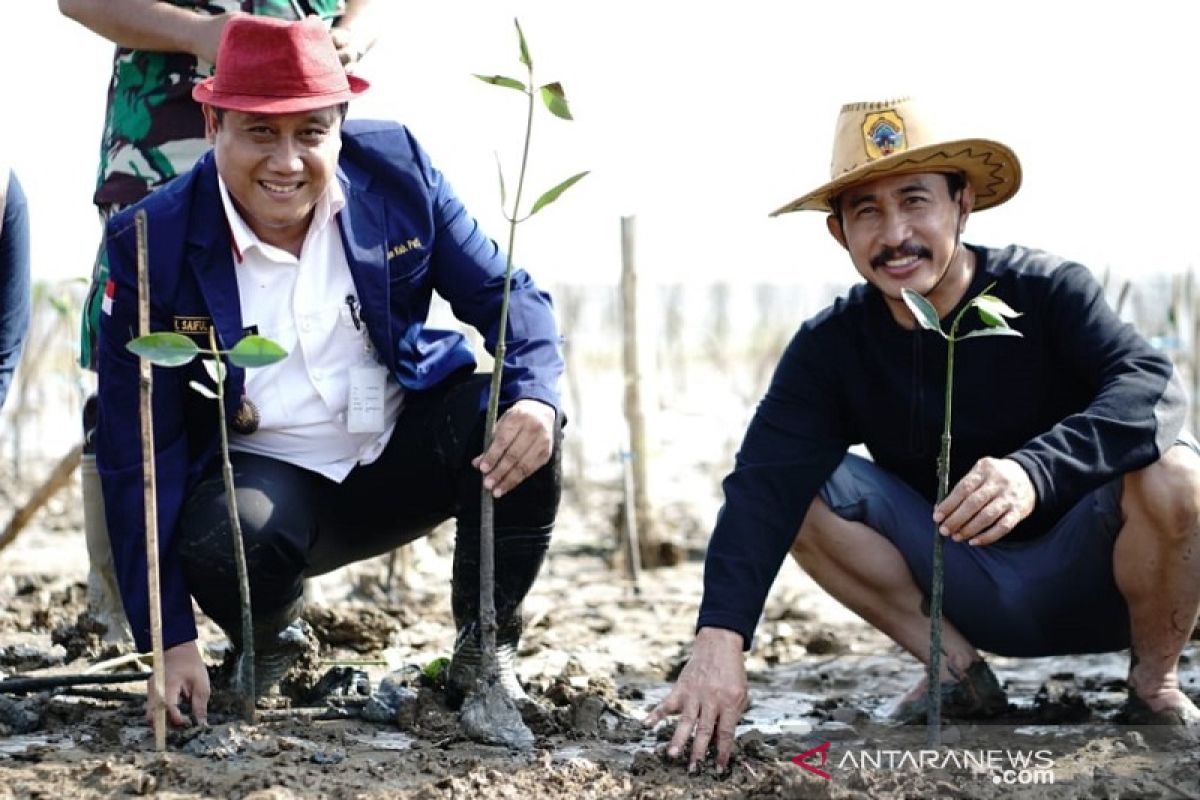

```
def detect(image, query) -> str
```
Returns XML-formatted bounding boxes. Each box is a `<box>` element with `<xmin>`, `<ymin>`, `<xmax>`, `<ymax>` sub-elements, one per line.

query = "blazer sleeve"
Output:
<box><xmin>96</xmin><ymin>212</ymin><xmax>198</xmax><ymax>654</ymax></box>
<box><xmin>413</xmin><ymin>132</ymin><xmax>564</xmax><ymax>413</ymax></box>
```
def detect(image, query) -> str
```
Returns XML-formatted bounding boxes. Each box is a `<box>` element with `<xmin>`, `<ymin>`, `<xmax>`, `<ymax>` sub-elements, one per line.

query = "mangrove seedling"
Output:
<box><xmin>900</xmin><ymin>283</ymin><xmax>1021</xmax><ymax>747</ymax></box>
<box><xmin>127</xmin><ymin>327</ymin><xmax>287</xmax><ymax>722</ymax></box>
<box><xmin>462</xmin><ymin>18</ymin><xmax>588</xmax><ymax>749</ymax></box>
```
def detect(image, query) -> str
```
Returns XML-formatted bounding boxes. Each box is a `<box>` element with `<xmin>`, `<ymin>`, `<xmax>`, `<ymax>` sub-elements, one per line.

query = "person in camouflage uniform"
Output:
<box><xmin>58</xmin><ymin>0</ymin><xmax>380</xmax><ymax>636</ymax></box>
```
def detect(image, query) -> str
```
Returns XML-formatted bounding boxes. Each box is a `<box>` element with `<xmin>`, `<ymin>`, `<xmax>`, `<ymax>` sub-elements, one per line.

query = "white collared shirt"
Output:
<box><xmin>218</xmin><ymin>176</ymin><xmax>404</xmax><ymax>482</ymax></box>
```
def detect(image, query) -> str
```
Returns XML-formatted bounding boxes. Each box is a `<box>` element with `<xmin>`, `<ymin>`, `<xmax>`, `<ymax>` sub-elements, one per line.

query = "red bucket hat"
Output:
<box><xmin>192</xmin><ymin>15</ymin><xmax>368</xmax><ymax>114</ymax></box>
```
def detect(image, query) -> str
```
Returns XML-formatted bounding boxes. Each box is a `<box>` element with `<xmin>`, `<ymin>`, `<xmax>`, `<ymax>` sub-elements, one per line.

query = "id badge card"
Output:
<box><xmin>347</xmin><ymin>365</ymin><xmax>388</xmax><ymax>433</ymax></box>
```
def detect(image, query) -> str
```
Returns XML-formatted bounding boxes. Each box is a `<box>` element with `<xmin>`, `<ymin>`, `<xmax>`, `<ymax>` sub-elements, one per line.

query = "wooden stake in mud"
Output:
<box><xmin>619</xmin><ymin>448</ymin><xmax>643</xmax><ymax>594</ymax></box>
<box><xmin>619</xmin><ymin>215</ymin><xmax>656</xmax><ymax>568</ymax></box>
<box><xmin>135</xmin><ymin>209</ymin><xmax>167</xmax><ymax>752</ymax></box>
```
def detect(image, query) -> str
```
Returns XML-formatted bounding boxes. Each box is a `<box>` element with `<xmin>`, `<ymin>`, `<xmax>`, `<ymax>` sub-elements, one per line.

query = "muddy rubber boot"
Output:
<box><xmin>446</xmin><ymin>528</ymin><xmax>550</xmax><ymax>709</ymax></box>
<box><xmin>226</xmin><ymin>599</ymin><xmax>320</xmax><ymax>700</ymax></box>
<box><xmin>81</xmin><ymin>446</ymin><xmax>130</xmax><ymax>645</ymax></box>
<box><xmin>447</xmin><ymin>619</ymin><xmax>525</xmax><ymax>706</ymax></box>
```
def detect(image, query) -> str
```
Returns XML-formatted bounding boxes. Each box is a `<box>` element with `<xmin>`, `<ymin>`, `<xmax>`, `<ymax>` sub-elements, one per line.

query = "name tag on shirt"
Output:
<box><xmin>347</xmin><ymin>365</ymin><xmax>388</xmax><ymax>433</ymax></box>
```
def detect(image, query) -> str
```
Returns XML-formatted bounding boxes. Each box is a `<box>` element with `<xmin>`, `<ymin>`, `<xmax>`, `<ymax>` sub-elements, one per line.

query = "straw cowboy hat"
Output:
<box><xmin>770</xmin><ymin>97</ymin><xmax>1021</xmax><ymax>216</ymax></box>
<box><xmin>192</xmin><ymin>15</ymin><xmax>369</xmax><ymax>114</ymax></box>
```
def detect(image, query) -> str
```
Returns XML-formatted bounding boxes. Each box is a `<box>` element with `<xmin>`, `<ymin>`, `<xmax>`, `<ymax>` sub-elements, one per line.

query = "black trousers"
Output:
<box><xmin>176</xmin><ymin>372</ymin><xmax>562</xmax><ymax>637</ymax></box>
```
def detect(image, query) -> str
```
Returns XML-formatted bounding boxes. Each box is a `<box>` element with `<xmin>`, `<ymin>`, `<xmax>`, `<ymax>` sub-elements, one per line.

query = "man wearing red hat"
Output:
<box><xmin>60</xmin><ymin>0</ymin><xmax>382</xmax><ymax>651</ymax></box>
<box><xmin>94</xmin><ymin>16</ymin><xmax>563</xmax><ymax>726</ymax></box>
<box><xmin>650</xmin><ymin>98</ymin><xmax>1200</xmax><ymax>770</ymax></box>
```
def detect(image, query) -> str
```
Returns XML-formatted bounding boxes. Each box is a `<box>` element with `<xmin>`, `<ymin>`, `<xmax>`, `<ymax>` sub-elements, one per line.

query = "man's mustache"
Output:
<box><xmin>871</xmin><ymin>242</ymin><xmax>932</xmax><ymax>269</ymax></box>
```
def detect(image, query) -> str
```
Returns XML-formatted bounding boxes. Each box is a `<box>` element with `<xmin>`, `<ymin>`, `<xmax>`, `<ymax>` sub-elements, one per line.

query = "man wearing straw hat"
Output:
<box><xmin>650</xmin><ymin>97</ymin><xmax>1200</xmax><ymax>770</ymax></box>
<box><xmin>94</xmin><ymin>16</ymin><xmax>563</xmax><ymax>726</ymax></box>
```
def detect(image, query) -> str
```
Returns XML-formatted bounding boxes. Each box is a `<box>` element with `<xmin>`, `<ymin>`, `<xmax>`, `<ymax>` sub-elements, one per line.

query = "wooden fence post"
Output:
<box><xmin>620</xmin><ymin>216</ymin><xmax>658</xmax><ymax>568</ymax></box>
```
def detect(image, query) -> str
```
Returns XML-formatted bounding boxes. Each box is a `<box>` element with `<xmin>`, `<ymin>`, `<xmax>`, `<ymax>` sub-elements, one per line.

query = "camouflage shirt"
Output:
<box><xmin>92</xmin><ymin>0</ymin><xmax>345</xmax><ymax>207</ymax></box>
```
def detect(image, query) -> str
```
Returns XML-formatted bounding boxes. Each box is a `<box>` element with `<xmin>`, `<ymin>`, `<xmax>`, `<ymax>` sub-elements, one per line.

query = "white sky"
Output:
<box><xmin>4</xmin><ymin>0</ymin><xmax>1198</xmax><ymax>289</ymax></box>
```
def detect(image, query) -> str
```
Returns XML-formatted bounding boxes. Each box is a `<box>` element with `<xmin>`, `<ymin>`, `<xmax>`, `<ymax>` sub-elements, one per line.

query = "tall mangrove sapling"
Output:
<box><xmin>460</xmin><ymin>18</ymin><xmax>588</xmax><ymax>748</ymax></box>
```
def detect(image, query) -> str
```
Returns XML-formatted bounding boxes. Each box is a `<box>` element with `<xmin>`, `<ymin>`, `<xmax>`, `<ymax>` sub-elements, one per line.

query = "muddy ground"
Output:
<box><xmin>1</xmin><ymin>467</ymin><xmax>1198</xmax><ymax>799</ymax></box>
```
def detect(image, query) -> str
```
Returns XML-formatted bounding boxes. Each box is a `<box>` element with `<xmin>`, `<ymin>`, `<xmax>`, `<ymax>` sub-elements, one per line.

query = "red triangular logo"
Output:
<box><xmin>791</xmin><ymin>741</ymin><xmax>831</xmax><ymax>780</ymax></box>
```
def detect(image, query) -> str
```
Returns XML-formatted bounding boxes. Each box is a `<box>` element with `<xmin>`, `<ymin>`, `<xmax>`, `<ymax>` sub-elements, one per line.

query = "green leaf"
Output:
<box><xmin>202</xmin><ymin>357</ymin><xmax>225</xmax><ymax>384</ymax></box>
<box><xmin>539</xmin><ymin>82</ymin><xmax>573</xmax><ymax>120</ymax></box>
<box><xmin>958</xmin><ymin>327</ymin><xmax>1024</xmax><ymax>341</ymax></box>
<box><xmin>423</xmin><ymin>656</ymin><xmax>450</xmax><ymax>683</ymax></box>
<box><xmin>473</xmin><ymin>74</ymin><xmax>526</xmax><ymax>92</ymax></box>
<box><xmin>514</xmin><ymin>18</ymin><xmax>531</xmax><ymax>68</ymax></box>
<box><xmin>227</xmin><ymin>335</ymin><xmax>288</xmax><ymax>368</ymax></box>
<box><xmin>188</xmin><ymin>380</ymin><xmax>218</xmax><ymax>399</ymax></box>
<box><xmin>972</xmin><ymin>294</ymin><xmax>1021</xmax><ymax>321</ymax></box>
<box><xmin>900</xmin><ymin>288</ymin><xmax>946</xmax><ymax>337</ymax></box>
<box><xmin>126</xmin><ymin>333</ymin><xmax>200</xmax><ymax>367</ymax></box>
<box><xmin>528</xmin><ymin>171</ymin><xmax>590</xmax><ymax>217</ymax></box>
<box><xmin>976</xmin><ymin>307</ymin><xmax>1008</xmax><ymax>328</ymax></box>
<box><xmin>494</xmin><ymin>152</ymin><xmax>508</xmax><ymax>210</ymax></box>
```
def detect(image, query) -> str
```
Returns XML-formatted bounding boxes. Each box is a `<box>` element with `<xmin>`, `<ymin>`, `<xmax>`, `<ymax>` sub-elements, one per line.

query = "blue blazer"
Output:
<box><xmin>96</xmin><ymin>121</ymin><xmax>564</xmax><ymax>652</ymax></box>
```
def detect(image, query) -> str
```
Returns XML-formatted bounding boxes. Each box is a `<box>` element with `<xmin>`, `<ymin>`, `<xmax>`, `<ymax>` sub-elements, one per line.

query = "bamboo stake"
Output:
<box><xmin>135</xmin><ymin>209</ymin><xmax>167</xmax><ymax>752</ymax></box>
<box><xmin>619</xmin><ymin>448</ymin><xmax>643</xmax><ymax>594</ymax></box>
<box><xmin>620</xmin><ymin>216</ymin><xmax>656</xmax><ymax>565</ymax></box>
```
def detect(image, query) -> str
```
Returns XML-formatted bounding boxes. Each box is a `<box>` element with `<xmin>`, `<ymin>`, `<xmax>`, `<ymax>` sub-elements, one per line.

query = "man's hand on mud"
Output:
<box><xmin>645</xmin><ymin>626</ymin><xmax>748</xmax><ymax>773</ymax></box>
<box><xmin>472</xmin><ymin>399</ymin><xmax>556</xmax><ymax>499</ymax></box>
<box><xmin>933</xmin><ymin>457</ymin><xmax>1036</xmax><ymax>546</ymax></box>
<box><xmin>152</xmin><ymin>640</ymin><xmax>210</xmax><ymax>727</ymax></box>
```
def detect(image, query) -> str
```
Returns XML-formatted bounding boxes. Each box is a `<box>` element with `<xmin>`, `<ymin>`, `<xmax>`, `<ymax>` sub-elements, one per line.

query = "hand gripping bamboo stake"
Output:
<box><xmin>135</xmin><ymin>209</ymin><xmax>167</xmax><ymax>750</ymax></box>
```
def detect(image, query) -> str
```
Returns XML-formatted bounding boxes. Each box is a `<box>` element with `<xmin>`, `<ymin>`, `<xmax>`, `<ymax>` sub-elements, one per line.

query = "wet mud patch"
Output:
<box><xmin>2</xmin><ymin>499</ymin><xmax>1198</xmax><ymax>798</ymax></box>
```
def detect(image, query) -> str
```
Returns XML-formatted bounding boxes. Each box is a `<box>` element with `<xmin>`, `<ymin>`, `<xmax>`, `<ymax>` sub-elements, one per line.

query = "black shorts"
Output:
<box><xmin>816</xmin><ymin>451</ymin><xmax>1135</xmax><ymax>657</ymax></box>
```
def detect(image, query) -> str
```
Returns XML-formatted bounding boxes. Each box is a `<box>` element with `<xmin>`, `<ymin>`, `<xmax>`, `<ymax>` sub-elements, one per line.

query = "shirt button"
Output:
<box><xmin>312</xmin><ymin>370</ymin><xmax>322</xmax><ymax>381</ymax></box>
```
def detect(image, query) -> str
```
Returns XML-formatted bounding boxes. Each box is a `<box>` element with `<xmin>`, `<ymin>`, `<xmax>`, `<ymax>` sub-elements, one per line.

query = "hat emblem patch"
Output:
<box><xmin>863</xmin><ymin>110</ymin><xmax>906</xmax><ymax>160</ymax></box>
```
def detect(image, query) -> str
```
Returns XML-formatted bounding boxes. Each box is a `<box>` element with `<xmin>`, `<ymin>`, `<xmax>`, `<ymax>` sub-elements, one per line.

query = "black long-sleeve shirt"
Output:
<box><xmin>698</xmin><ymin>244</ymin><xmax>1185</xmax><ymax>648</ymax></box>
